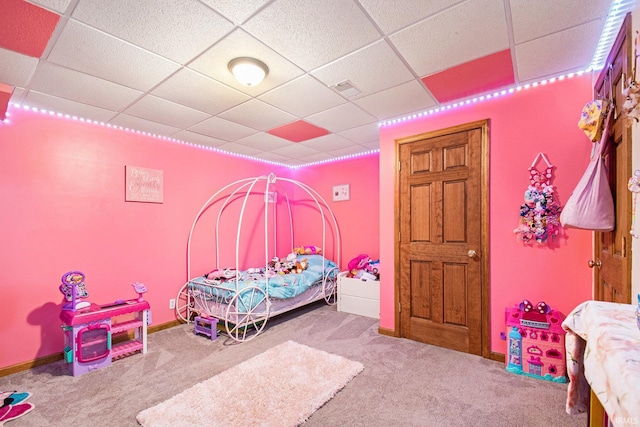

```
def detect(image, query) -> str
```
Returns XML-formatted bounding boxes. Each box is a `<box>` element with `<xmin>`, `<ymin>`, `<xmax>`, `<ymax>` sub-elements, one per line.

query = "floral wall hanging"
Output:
<box><xmin>513</xmin><ymin>153</ymin><xmax>562</xmax><ymax>244</ymax></box>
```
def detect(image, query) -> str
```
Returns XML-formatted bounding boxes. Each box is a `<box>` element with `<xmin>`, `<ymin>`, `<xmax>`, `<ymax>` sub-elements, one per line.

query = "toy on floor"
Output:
<box><xmin>59</xmin><ymin>270</ymin><xmax>91</xmax><ymax>311</ymax></box>
<box><xmin>0</xmin><ymin>391</ymin><xmax>34</xmax><ymax>425</ymax></box>
<box><xmin>194</xmin><ymin>315</ymin><xmax>218</xmax><ymax>341</ymax></box>
<box><xmin>505</xmin><ymin>299</ymin><xmax>567</xmax><ymax>383</ymax></box>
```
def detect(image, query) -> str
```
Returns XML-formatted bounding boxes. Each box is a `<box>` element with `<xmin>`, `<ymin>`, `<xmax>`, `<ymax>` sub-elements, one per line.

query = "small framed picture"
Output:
<box><xmin>125</xmin><ymin>165</ymin><xmax>163</xmax><ymax>203</ymax></box>
<box><xmin>332</xmin><ymin>184</ymin><xmax>350</xmax><ymax>201</ymax></box>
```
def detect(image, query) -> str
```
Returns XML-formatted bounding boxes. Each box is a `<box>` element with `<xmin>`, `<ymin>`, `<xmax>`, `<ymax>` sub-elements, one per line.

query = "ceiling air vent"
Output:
<box><xmin>331</xmin><ymin>80</ymin><xmax>361</xmax><ymax>98</ymax></box>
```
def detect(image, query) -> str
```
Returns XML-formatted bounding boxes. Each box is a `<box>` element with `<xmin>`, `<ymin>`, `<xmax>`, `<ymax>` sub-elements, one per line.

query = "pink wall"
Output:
<box><xmin>0</xmin><ymin>73</ymin><xmax>594</xmax><ymax>369</ymax></box>
<box><xmin>0</xmin><ymin>109</ymin><xmax>280</xmax><ymax>368</ymax></box>
<box><xmin>379</xmin><ymin>74</ymin><xmax>595</xmax><ymax>354</ymax></box>
<box><xmin>0</xmin><ymin>108</ymin><xmax>380</xmax><ymax>370</ymax></box>
<box><xmin>284</xmin><ymin>155</ymin><xmax>380</xmax><ymax>269</ymax></box>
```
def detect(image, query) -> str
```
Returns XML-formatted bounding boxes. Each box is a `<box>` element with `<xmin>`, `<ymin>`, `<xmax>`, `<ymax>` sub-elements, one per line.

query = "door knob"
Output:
<box><xmin>588</xmin><ymin>259</ymin><xmax>602</xmax><ymax>268</ymax></box>
<box><xmin>468</xmin><ymin>250</ymin><xmax>477</xmax><ymax>258</ymax></box>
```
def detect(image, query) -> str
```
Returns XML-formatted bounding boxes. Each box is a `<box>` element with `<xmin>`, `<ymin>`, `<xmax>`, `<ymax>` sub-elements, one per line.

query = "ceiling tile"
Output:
<box><xmin>24</xmin><ymin>90</ymin><xmax>117</xmax><ymax>122</ymax></box>
<box><xmin>199</xmin><ymin>0</ymin><xmax>270</xmax><ymax>25</ymax></box>
<box><xmin>0</xmin><ymin>0</ymin><xmax>60</xmax><ymax>58</ymax></box>
<box><xmin>358</xmin><ymin>0</ymin><xmax>460</xmax><ymax>34</ymax></box>
<box><xmin>298</xmin><ymin>151</ymin><xmax>337</xmax><ymax>164</ymax></box>
<box><xmin>298</xmin><ymin>133</ymin><xmax>359</xmax><ymax>152</ymax></box>
<box><xmin>326</xmin><ymin>144</ymin><xmax>375</xmax><ymax>158</ymax></box>
<box><xmin>122</xmin><ymin>94</ymin><xmax>210</xmax><ymax>129</ymax></box>
<box><xmin>259</xmin><ymin>75</ymin><xmax>346</xmax><ymax>117</ymax></box>
<box><xmin>337</xmin><ymin>122</ymin><xmax>380</xmax><ymax>144</ymax></box>
<box><xmin>258</xmin><ymin>152</ymin><xmax>304</xmax><ymax>167</ymax></box>
<box><xmin>172</xmin><ymin>130</ymin><xmax>228</xmax><ymax>149</ymax></box>
<box><xmin>243</xmin><ymin>0</ymin><xmax>380</xmax><ymax>71</ymax></box>
<box><xmin>188</xmin><ymin>116</ymin><xmax>257</xmax><ymax>141</ymax></box>
<box><xmin>188</xmin><ymin>29</ymin><xmax>304</xmax><ymax>96</ymax></box>
<box><xmin>71</xmin><ymin>0</ymin><xmax>233</xmax><ymax>64</ymax></box>
<box><xmin>0</xmin><ymin>48</ymin><xmax>39</xmax><ymax>87</ymax></box>
<box><xmin>312</xmin><ymin>40</ymin><xmax>415</xmax><ymax>98</ymax></box>
<box><xmin>30</xmin><ymin>61</ymin><xmax>142</xmax><ymax>111</ymax></box>
<box><xmin>151</xmin><ymin>68</ymin><xmax>250</xmax><ymax>116</ymax></box>
<box><xmin>0</xmin><ymin>84</ymin><xmax>12</xmax><ymax>120</ymax></box>
<box><xmin>390</xmin><ymin>0</ymin><xmax>509</xmax><ymax>76</ymax></box>
<box><xmin>422</xmin><ymin>49</ymin><xmax>515</xmax><ymax>103</ymax></box>
<box><xmin>9</xmin><ymin>86</ymin><xmax>25</xmax><ymax>103</ymax></box>
<box><xmin>510</xmin><ymin>0</ymin><xmax>612</xmax><ymax>44</ymax></box>
<box><xmin>47</xmin><ymin>19</ymin><xmax>180</xmax><ymax>91</ymax></box>
<box><xmin>218</xmin><ymin>99</ymin><xmax>296</xmax><ymax>132</ymax></box>
<box><xmin>27</xmin><ymin>0</ymin><xmax>73</xmax><ymax>14</ymax></box>
<box><xmin>306</xmin><ymin>103</ymin><xmax>377</xmax><ymax>133</ymax></box>
<box><xmin>215</xmin><ymin>142</ymin><xmax>263</xmax><ymax>156</ymax></box>
<box><xmin>516</xmin><ymin>20</ymin><xmax>604</xmax><ymax>82</ymax></box>
<box><xmin>267</xmin><ymin>120</ymin><xmax>329</xmax><ymax>142</ymax></box>
<box><xmin>270</xmin><ymin>142</ymin><xmax>322</xmax><ymax>159</ymax></box>
<box><xmin>109</xmin><ymin>113</ymin><xmax>181</xmax><ymax>136</ymax></box>
<box><xmin>358</xmin><ymin>140</ymin><xmax>380</xmax><ymax>151</ymax></box>
<box><xmin>233</xmin><ymin>132</ymin><xmax>292</xmax><ymax>151</ymax></box>
<box><xmin>354</xmin><ymin>80</ymin><xmax>437</xmax><ymax>119</ymax></box>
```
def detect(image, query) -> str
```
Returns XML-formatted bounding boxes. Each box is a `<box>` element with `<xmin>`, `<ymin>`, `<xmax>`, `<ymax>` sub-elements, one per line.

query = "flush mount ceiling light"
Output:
<box><xmin>228</xmin><ymin>57</ymin><xmax>269</xmax><ymax>87</ymax></box>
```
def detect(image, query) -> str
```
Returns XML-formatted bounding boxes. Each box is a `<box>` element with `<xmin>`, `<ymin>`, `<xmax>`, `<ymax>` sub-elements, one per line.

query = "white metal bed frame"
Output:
<box><xmin>175</xmin><ymin>173</ymin><xmax>341</xmax><ymax>342</ymax></box>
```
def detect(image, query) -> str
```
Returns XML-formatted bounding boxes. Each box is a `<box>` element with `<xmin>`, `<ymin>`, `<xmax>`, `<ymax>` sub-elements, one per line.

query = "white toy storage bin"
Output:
<box><xmin>337</xmin><ymin>272</ymin><xmax>380</xmax><ymax>319</ymax></box>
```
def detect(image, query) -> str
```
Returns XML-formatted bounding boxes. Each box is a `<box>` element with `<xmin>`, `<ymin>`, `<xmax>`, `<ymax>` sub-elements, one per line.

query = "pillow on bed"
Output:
<box><xmin>299</xmin><ymin>254</ymin><xmax>336</xmax><ymax>272</ymax></box>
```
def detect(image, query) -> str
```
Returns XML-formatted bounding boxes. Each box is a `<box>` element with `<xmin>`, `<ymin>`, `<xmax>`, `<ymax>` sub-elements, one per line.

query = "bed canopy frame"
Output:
<box><xmin>175</xmin><ymin>173</ymin><xmax>342</xmax><ymax>341</ymax></box>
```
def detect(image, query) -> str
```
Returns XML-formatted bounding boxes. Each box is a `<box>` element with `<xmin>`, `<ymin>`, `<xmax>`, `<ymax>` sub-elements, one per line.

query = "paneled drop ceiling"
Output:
<box><xmin>0</xmin><ymin>0</ymin><xmax>634</xmax><ymax>167</ymax></box>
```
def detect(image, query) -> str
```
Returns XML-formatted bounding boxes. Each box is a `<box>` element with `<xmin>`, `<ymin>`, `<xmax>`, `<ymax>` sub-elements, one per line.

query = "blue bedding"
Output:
<box><xmin>189</xmin><ymin>254</ymin><xmax>338</xmax><ymax>304</ymax></box>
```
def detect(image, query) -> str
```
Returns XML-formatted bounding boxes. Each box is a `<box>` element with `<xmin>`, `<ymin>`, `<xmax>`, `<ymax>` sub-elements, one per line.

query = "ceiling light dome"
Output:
<box><xmin>228</xmin><ymin>57</ymin><xmax>269</xmax><ymax>87</ymax></box>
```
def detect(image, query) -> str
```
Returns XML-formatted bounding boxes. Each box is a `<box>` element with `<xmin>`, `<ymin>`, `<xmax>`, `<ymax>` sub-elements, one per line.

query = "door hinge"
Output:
<box><xmin>622</xmin><ymin>236</ymin><xmax>626</xmax><ymax>257</ymax></box>
<box><xmin>398</xmin><ymin>232</ymin><xmax>401</xmax><ymax>242</ymax></box>
<box><xmin>398</xmin><ymin>302</ymin><xmax>401</xmax><ymax>313</ymax></box>
<box><xmin>398</xmin><ymin>160</ymin><xmax>401</xmax><ymax>171</ymax></box>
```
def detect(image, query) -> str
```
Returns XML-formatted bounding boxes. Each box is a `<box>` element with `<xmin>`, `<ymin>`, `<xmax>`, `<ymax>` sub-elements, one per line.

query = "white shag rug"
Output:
<box><xmin>136</xmin><ymin>340</ymin><xmax>364</xmax><ymax>427</ymax></box>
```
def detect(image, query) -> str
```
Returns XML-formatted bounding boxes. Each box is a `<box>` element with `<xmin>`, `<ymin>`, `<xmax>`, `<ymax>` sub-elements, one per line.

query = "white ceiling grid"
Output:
<box><xmin>0</xmin><ymin>0</ymin><xmax>631</xmax><ymax>167</ymax></box>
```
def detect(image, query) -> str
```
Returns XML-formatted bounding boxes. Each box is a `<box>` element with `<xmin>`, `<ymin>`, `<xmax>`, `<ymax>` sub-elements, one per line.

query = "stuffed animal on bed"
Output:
<box><xmin>206</xmin><ymin>269</ymin><xmax>225</xmax><ymax>280</ymax></box>
<box><xmin>206</xmin><ymin>268</ymin><xmax>237</xmax><ymax>281</ymax></box>
<box><xmin>268</xmin><ymin>254</ymin><xmax>297</xmax><ymax>275</ymax></box>
<box><xmin>294</xmin><ymin>258</ymin><xmax>308</xmax><ymax>274</ymax></box>
<box><xmin>293</xmin><ymin>245</ymin><xmax>322</xmax><ymax>255</ymax></box>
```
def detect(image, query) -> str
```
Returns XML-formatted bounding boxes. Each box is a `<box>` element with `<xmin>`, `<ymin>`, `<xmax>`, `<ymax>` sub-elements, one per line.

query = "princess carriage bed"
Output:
<box><xmin>175</xmin><ymin>173</ymin><xmax>342</xmax><ymax>342</ymax></box>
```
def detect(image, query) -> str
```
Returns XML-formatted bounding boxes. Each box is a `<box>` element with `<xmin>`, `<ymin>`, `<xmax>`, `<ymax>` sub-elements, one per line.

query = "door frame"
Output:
<box><xmin>592</xmin><ymin>12</ymin><xmax>633</xmax><ymax>303</ymax></box>
<box><xmin>393</xmin><ymin>119</ymin><xmax>492</xmax><ymax>359</ymax></box>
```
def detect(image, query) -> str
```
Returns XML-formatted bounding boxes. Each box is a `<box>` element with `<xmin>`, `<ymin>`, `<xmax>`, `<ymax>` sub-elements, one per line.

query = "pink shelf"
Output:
<box><xmin>111</xmin><ymin>340</ymin><xmax>143</xmax><ymax>359</ymax></box>
<box><xmin>111</xmin><ymin>319</ymin><xmax>143</xmax><ymax>334</ymax></box>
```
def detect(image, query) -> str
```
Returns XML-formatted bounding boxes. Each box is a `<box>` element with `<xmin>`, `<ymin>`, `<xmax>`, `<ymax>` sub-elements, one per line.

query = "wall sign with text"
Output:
<box><xmin>125</xmin><ymin>166</ymin><xmax>163</xmax><ymax>203</ymax></box>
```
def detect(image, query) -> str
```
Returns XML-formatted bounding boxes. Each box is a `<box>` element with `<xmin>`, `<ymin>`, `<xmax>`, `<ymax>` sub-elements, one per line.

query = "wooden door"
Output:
<box><xmin>396</xmin><ymin>120</ymin><xmax>489</xmax><ymax>356</ymax></box>
<box><xmin>592</xmin><ymin>14</ymin><xmax>632</xmax><ymax>304</ymax></box>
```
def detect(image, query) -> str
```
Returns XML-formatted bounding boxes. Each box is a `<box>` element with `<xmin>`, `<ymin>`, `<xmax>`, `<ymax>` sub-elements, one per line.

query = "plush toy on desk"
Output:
<box><xmin>293</xmin><ymin>245</ymin><xmax>322</xmax><ymax>255</ymax></box>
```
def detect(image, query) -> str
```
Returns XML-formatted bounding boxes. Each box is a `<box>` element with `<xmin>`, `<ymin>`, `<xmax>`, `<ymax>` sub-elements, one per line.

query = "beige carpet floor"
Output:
<box><xmin>137</xmin><ymin>340</ymin><xmax>363</xmax><ymax>426</ymax></box>
<box><xmin>0</xmin><ymin>302</ymin><xmax>586</xmax><ymax>426</ymax></box>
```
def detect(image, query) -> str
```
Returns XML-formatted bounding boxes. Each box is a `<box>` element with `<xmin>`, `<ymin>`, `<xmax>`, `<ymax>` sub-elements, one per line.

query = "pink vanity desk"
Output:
<box><xmin>60</xmin><ymin>299</ymin><xmax>150</xmax><ymax>376</ymax></box>
<box><xmin>562</xmin><ymin>300</ymin><xmax>640</xmax><ymax>426</ymax></box>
